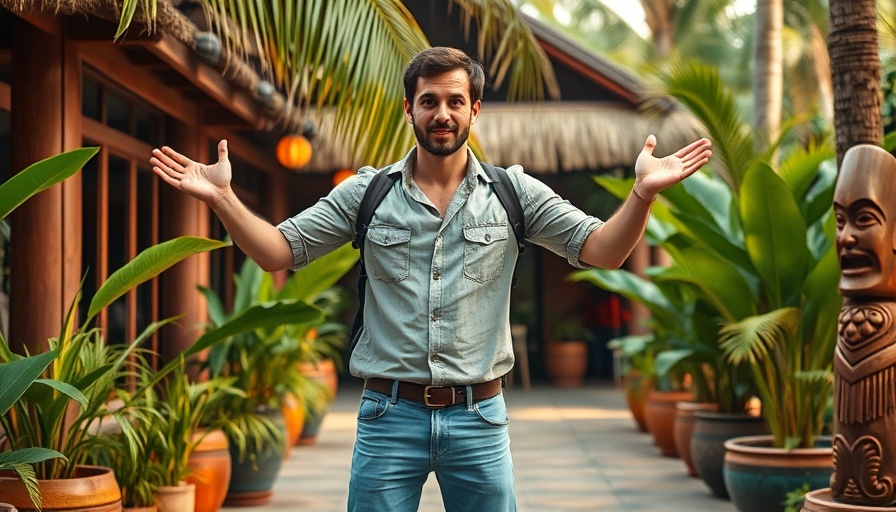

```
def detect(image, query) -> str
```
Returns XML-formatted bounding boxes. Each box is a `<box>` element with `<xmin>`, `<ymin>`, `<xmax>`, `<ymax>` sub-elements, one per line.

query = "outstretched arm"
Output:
<box><xmin>150</xmin><ymin>140</ymin><xmax>295</xmax><ymax>272</ymax></box>
<box><xmin>579</xmin><ymin>134</ymin><xmax>712</xmax><ymax>268</ymax></box>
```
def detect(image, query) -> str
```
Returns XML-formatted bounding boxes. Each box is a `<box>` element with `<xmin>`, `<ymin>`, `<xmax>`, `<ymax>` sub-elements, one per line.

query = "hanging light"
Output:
<box><xmin>332</xmin><ymin>169</ymin><xmax>356</xmax><ymax>187</ymax></box>
<box><xmin>276</xmin><ymin>134</ymin><xmax>313</xmax><ymax>170</ymax></box>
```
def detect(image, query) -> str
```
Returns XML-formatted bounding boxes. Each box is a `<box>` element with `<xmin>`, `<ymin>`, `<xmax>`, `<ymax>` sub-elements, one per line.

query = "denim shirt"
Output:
<box><xmin>277</xmin><ymin>148</ymin><xmax>604</xmax><ymax>386</ymax></box>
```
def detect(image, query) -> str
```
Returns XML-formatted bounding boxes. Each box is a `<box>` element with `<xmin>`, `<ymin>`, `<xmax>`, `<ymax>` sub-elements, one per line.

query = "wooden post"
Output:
<box><xmin>9</xmin><ymin>17</ymin><xmax>82</xmax><ymax>354</ymax></box>
<box><xmin>159</xmin><ymin>121</ymin><xmax>210</xmax><ymax>364</ymax></box>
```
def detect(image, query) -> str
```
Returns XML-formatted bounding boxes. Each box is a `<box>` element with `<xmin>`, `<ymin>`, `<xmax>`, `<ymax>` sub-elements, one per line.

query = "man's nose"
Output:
<box><xmin>434</xmin><ymin>103</ymin><xmax>450</xmax><ymax>123</ymax></box>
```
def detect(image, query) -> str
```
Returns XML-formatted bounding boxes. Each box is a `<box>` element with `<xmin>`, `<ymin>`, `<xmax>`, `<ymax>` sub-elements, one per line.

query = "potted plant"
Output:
<box><xmin>583</xmin><ymin>61</ymin><xmax>839</xmax><ymax>509</ymax></box>
<box><xmin>544</xmin><ymin>314</ymin><xmax>591</xmax><ymax>388</ymax></box>
<box><xmin>0</xmin><ymin>148</ymin><xmax>233</xmax><ymax>511</ymax></box>
<box><xmin>196</xmin><ymin>247</ymin><xmax>357</xmax><ymax>506</ymax></box>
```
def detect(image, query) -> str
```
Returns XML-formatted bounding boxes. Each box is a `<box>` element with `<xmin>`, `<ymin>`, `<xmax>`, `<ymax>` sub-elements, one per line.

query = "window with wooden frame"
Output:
<box><xmin>81</xmin><ymin>71</ymin><xmax>164</xmax><ymax>368</ymax></box>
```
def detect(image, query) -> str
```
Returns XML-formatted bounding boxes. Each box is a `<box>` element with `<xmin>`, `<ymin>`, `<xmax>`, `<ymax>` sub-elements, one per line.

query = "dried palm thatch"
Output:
<box><xmin>1</xmin><ymin>0</ymin><xmax>300</xmax><ymax>130</ymax></box>
<box><xmin>304</xmin><ymin>101</ymin><xmax>707</xmax><ymax>174</ymax></box>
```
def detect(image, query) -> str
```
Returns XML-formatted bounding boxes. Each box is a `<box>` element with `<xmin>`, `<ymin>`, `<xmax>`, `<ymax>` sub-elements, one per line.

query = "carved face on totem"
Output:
<box><xmin>834</xmin><ymin>145</ymin><xmax>896</xmax><ymax>298</ymax></box>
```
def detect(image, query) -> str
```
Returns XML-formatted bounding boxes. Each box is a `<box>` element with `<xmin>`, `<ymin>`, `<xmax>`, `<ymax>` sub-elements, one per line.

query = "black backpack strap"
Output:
<box><xmin>349</xmin><ymin>168</ymin><xmax>400</xmax><ymax>351</ymax></box>
<box><xmin>481</xmin><ymin>162</ymin><xmax>526</xmax><ymax>287</ymax></box>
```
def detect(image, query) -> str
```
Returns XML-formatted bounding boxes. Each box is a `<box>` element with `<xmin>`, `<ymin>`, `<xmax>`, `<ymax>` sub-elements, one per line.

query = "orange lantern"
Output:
<box><xmin>276</xmin><ymin>134</ymin><xmax>313</xmax><ymax>170</ymax></box>
<box><xmin>332</xmin><ymin>168</ymin><xmax>356</xmax><ymax>186</ymax></box>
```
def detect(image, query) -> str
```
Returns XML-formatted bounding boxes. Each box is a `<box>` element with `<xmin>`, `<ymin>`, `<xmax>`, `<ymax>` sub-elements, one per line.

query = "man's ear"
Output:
<box><xmin>470</xmin><ymin>99</ymin><xmax>481</xmax><ymax>125</ymax></box>
<box><xmin>403</xmin><ymin>98</ymin><xmax>413</xmax><ymax>124</ymax></box>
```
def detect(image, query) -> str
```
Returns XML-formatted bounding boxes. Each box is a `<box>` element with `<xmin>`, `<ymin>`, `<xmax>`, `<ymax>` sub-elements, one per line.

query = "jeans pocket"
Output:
<box><xmin>366</xmin><ymin>225</ymin><xmax>411</xmax><ymax>282</ymax></box>
<box><xmin>463</xmin><ymin>224</ymin><xmax>508</xmax><ymax>283</ymax></box>
<box><xmin>473</xmin><ymin>394</ymin><xmax>509</xmax><ymax>426</ymax></box>
<box><xmin>358</xmin><ymin>390</ymin><xmax>391</xmax><ymax>421</ymax></box>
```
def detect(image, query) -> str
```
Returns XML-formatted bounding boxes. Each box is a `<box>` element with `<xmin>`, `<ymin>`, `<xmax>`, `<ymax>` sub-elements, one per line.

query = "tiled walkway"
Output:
<box><xmin>224</xmin><ymin>382</ymin><xmax>737</xmax><ymax>512</ymax></box>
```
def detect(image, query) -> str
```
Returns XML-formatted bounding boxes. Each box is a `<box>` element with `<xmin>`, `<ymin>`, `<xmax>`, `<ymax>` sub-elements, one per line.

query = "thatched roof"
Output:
<box><xmin>304</xmin><ymin>102</ymin><xmax>707</xmax><ymax>174</ymax></box>
<box><xmin>1</xmin><ymin>0</ymin><xmax>302</xmax><ymax>130</ymax></box>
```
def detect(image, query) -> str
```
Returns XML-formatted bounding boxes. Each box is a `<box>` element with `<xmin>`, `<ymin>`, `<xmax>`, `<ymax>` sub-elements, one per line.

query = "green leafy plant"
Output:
<box><xmin>0</xmin><ymin>140</ymin><xmax>234</xmax><ymax>512</ymax></box>
<box><xmin>197</xmin><ymin>243</ymin><xmax>357</xmax><ymax>461</ymax></box>
<box><xmin>575</xmin><ymin>62</ymin><xmax>840</xmax><ymax>449</ymax></box>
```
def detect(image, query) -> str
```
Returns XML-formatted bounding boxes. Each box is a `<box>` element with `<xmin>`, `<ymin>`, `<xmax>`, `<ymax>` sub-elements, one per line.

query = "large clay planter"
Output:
<box><xmin>673</xmin><ymin>401</ymin><xmax>718</xmax><ymax>477</ymax></box>
<box><xmin>643</xmin><ymin>389</ymin><xmax>693</xmax><ymax>457</ymax></box>
<box><xmin>0</xmin><ymin>465</ymin><xmax>122</xmax><ymax>511</ymax></box>
<box><xmin>282</xmin><ymin>392</ymin><xmax>306</xmax><ymax>452</ymax></box>
<box><xmin>690</xmin><ymin>411</ymin><xmax>769</xmax><ymax>499</ymax></box>
<box><xmin>224</xmin><ymin>408</ymin><xmax>286</xmax><ymax>507</ymax></box>
<box><xmin>122</xmin><ymin>507</ymin><xmax>157</xmax><ymax>512</ymax></box>
<box><xmin>724</xmin><ymin>435</ymin><xmax>833</xmax><ymax>512</ymax></box>
<box><xmin>801</xmin><ymin>489</ymin><xmax>896</xmax><ymax>512</ymax></box>
<box><xmin>186</xmin><ymin>429</ymin><xmax>231</xmax><ymax>512</ymax></box>
<box><xmin>624</xmin><ymin>371</ymin><xmax>652</xmax><ymax>432</ymax></box>
<box><xmin>298</xmin><ymin>359</ymin><xmax>339</xmax><ymax>445</ymax></box>
<box><xmin>544</xmin><ymin>341</ymin><xmax>588</xmax><ymax>388</ymax></box>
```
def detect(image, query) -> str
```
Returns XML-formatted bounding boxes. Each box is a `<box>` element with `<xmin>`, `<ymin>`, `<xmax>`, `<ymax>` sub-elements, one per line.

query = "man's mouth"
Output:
<box><xmin>840</xmin><ymin>252</ymin><xmax>876</xmax><ymax>275</ymax></box>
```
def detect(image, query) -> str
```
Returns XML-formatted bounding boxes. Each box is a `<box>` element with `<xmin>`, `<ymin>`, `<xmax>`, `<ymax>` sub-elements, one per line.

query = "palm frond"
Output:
<box><xmin>720</xmin><ymin>307</ymin><xmax>799</xmax><ymax>366</ymax></box>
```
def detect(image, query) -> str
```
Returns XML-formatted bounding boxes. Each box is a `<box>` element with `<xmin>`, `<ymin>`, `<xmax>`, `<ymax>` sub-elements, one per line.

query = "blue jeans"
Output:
<box><xmin>348</xmin><ymin>385</ymin><xmax>516</xmax><ymax>512</ymax></box>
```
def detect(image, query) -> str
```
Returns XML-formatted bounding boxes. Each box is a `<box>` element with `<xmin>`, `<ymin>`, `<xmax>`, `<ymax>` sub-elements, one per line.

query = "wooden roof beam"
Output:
<box><xmin>146</xmin><ymin>32</ymin><xmax>269</xmax><ymax>131</ymax></box>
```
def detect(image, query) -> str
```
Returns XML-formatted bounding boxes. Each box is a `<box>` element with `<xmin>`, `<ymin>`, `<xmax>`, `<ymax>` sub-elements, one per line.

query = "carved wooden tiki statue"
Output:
<box><xmin>832</xmin><ymin>144</ymin><xmax>896</xmax><ymax>505</ymax></box>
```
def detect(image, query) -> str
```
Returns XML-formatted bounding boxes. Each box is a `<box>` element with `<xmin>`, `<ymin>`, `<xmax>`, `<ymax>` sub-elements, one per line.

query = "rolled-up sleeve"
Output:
<box><xmin>508</xmin><ymin>166</ymin><xmax>604</xmax><ymax>269</ymax></box>
<box><xmin>276</xmin><ymin>168</ymin><xmax>372</xmax><ymax>269</ymax></box>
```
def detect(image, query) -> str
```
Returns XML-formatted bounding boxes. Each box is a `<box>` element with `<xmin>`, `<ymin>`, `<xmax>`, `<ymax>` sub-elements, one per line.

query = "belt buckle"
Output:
<box><xmin>423</xmin><ymin>385</ymin><xmax>451</xmax><ymax>408</ymax></box>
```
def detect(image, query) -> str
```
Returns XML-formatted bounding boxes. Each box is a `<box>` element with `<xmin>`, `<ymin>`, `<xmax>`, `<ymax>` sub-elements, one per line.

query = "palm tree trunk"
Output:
<box><xmin>828</xmin><ymin>0</ymin><xmax>882</xmax><ymax>167</ymax></box>
<box><xmin>753</xmin><ymin>0</ymin><xmax>783</xmax><ymax>154</ymax></box>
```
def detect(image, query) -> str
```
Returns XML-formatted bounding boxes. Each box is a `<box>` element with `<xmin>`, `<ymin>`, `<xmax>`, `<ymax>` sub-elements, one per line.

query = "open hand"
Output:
<box><xmin>633</xmin><ymin>135</ymin><xmax>712</xmax><ymax>200</ymax></box>
<box><xmin>151</xmin><ymin>140</ymin><xmax>232</xmax><ymax>205</ymax></box>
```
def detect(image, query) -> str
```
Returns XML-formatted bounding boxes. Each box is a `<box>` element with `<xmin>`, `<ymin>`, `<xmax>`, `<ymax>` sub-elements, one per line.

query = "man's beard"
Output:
<box><xmin>414</xmin><ymin>120</ymin><xmax>471</xmax><ymax>156</ymax></box>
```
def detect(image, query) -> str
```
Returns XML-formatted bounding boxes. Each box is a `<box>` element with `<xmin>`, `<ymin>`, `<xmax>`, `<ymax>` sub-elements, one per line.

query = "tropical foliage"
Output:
<box><xmin>574</xmin><ymin>61</ymin><xmax>840</xmax><ymax>449</ymax></box>
<box><xmin>197</xmin><ymin>242</ymin><xmax>358</xmax><ymax>460</ymax></box>
<box><xmin>115</xmin><ymin>0</ymin><xmax>558</xmax><ymax>167</ymax></box>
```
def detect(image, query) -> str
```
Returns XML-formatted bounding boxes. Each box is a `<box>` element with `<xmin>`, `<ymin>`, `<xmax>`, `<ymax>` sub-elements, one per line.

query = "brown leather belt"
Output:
<box><xmin>364</xmin><ymin>378</ymin><xmax>503</xmax><ymax>408</ymax></box>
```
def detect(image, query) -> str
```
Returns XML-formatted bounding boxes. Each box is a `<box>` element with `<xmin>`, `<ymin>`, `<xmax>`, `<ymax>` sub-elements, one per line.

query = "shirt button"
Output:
<box><xmin>485</xmin><ymin>234</ymin><xmax>491</xmax><ymax>242</ymax></box>
<box><xmin>433</xmin><ymin>271</ymin><xmax>440</xmax><ymax>280</ymax></box>
<box><xmin>431</xmin><ymin>310</ymin><xmax>439</xmax><ymax>321</ymax></box>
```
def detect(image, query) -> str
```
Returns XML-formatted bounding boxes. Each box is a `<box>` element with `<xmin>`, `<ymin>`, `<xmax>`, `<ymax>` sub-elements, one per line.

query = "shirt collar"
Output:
<box><xmin>393</xmin><ymin>146</ymin><xmax>490</xmax><ymax>192</ymax></box>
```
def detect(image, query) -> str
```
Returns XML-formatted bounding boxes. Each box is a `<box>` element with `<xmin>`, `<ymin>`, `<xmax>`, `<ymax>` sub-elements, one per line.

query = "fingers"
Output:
<box><xmin>673</xmin><ymin>137</ymin><xmax>712</xmax><ymax>159</ymax></box>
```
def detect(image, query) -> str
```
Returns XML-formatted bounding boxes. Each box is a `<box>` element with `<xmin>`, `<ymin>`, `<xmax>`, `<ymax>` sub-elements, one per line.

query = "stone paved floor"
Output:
<box><xmin>223</xmin><ymin>382</ymin><xmax>738</xmax><ymax>512</ymax></box>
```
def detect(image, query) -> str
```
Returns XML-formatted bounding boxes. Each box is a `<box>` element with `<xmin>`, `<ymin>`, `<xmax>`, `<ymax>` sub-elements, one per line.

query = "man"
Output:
<box><xmin>151</xmin><ymin>47</ymin><xmax>712</xmax><ymax>511</ymax></box>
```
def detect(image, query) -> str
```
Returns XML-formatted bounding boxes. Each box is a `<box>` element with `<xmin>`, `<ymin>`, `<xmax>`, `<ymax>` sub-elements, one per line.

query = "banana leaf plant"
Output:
<box><xmin>0</xmin><ymin>147</ymin><xmax>237</xmax><ymax>500</ymax></box>
<box><xmin>196</xmin><ymin>242</ymin><xmax>357</xmax><ymax>461</ymax></box>
<box><xmin>576</xmin><ymin>61</ymin><xmax>841</xmax><ymax>449</ymax></box>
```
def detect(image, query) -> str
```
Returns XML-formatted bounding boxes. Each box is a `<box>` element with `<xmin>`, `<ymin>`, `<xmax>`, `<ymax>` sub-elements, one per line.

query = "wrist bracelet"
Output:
<box><xmin>631</xmin><ymin>187</ymin><xmax>655</xmax><ymax>205</ymax></box>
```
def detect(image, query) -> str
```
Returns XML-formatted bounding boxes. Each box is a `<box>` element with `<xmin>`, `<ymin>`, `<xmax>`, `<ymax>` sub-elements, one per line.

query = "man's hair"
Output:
<box><xmin>403</xmin><ymin>47</ymin><xmax>485</xmax><ymax>104</ymax></box>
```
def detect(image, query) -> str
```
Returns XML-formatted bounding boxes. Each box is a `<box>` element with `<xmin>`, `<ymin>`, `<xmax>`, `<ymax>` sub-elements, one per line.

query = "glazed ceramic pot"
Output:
<box><xmin>724</xmin><ymin>435</ymin><xmax>833</xmax><ymax>512</ymax></box>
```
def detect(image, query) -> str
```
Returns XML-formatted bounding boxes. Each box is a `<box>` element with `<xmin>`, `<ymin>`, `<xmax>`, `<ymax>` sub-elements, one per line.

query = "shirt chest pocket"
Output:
<box><xmin>366</xmin><ymin>225</ymin><xmax>411</xmax><ymax>282</ymax></box>
<box><xmin>463</xmin><ymin>224</ymin><xmax>508</xmax><ymax>283</ymax></box>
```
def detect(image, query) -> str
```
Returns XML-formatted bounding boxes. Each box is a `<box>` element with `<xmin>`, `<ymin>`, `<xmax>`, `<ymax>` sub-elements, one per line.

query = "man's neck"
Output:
<box><xmin>412</xmin><ymin>146</ymin><xmax>469</xmax><ymax>186</ymax></box>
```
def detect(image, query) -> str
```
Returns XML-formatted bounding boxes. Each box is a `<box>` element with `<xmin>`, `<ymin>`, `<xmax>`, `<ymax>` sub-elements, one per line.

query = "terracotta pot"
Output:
<box><xmin>544</xmin><ymin>341</ymin><xmax>588</xmax><ymax>388</ymax></box>
<box><xmin>643</xmin><ymin>389</ymin><xmax>693</xmax><ymax>457</ymax></box>
<box><xmin>282</xmin><ymin>393</ymin><xmax>306</xmax><ymax>451</ymax></box>
<box><xmin>673</xmin><ymin>401</ymin><xmax>718</xmax><ymax>477</ymax></box>
<box><xmin>724</xmin><ymin>434</ymin><xmax>833</xmax><ymax>512</ymax></box>
<box><xmin>297</xmin><ymin>359</ymin><xmax>339</xmax><ymax>446</ymax></box>
<box><xmin>155</xmin><ymin>484</ymin><xmax>194</xmax><ymax>512</ymax></box>
<box><xmin>800</xmin><ymin>489</ymin><xmax>894</xmax><ymax>511</ymax></box>
<box><xmin>690</xmin><ymin>411</ymin><xmax>769</xmax><ymax>499</ymax></box>
<box><xmin>122</xmin><ymin>506</ymin><xmax>157</xmax><ymax>512</ymax></box>
<box><xmin>186</xmin><ymin>429</ymin><xmax>231</xmax><ymax>512</ymax></box>
<box><xmin>0</xmin><ymin>465</ymin><xmax>122</xmax><ymax>511</ymax></box>
<box><xmin>299</xmin><ymin>358</ymin><xmax>339</xmax><ymax>398</ymax></box>
<box><xmin>624</xmin><ymin>371</ymin><xmax>653</xmax><ymax>432</ymax></box>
